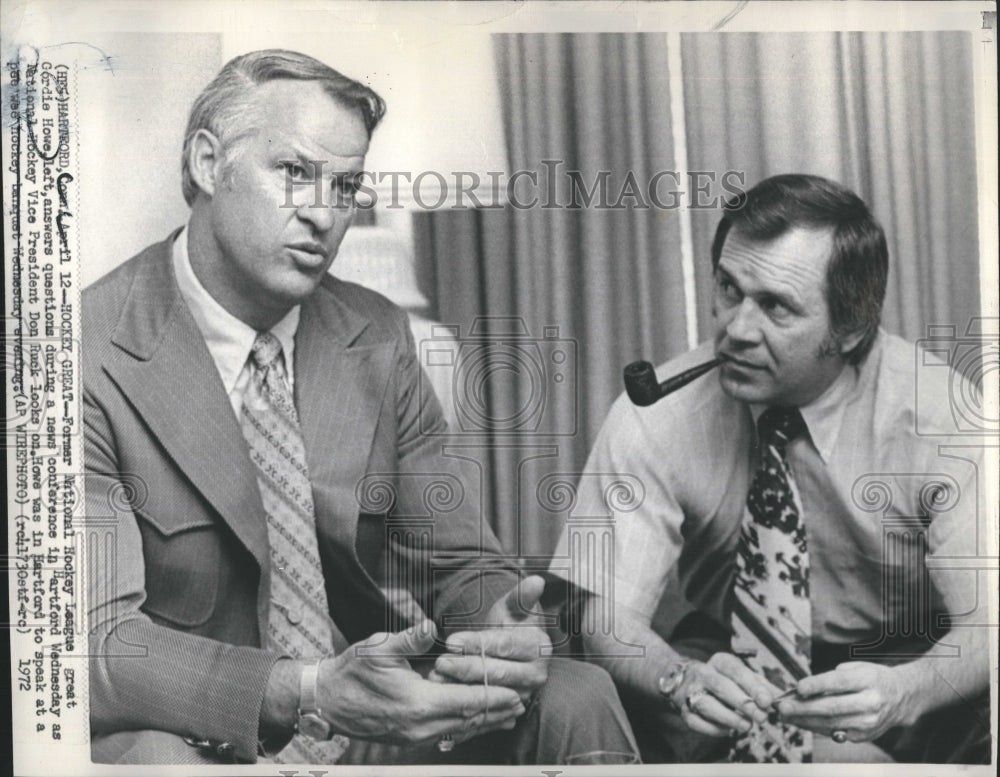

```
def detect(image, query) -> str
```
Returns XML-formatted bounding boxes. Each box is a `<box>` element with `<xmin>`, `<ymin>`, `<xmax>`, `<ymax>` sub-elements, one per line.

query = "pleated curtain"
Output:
<box><xmin>413</xmin><ymin>31</ymin><xmax>982</xmax><ymax>558</ymax></box>
<box><xmin>682</xmin><ymin>31</ymin><xmax>981</xmax><ymax>343</ymax></box>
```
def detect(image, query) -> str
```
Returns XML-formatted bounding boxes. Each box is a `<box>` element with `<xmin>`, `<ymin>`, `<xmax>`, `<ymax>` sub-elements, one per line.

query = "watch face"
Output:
<box><xmin>298</xmin><ymin>712</ymin><xmax>331</xmax><ymax>741</ymax></box>
<box><xmin>658</xmin><ymin>673</ymin><xmax>681</xmax><ymax>696</ymax></box>
<box><xmin>658</xmin><ymin>663</ymin><xmax>686</xmax><ymax>697</ymax></box>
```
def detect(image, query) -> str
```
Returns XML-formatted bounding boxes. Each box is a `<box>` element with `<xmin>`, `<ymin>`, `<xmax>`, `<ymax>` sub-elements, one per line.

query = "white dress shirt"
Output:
<box><xmin>172</xmin><ymin>227</ymin><xmax>300</xmax><ymax>418</ymax></box>
<box><xmin>550</xmin><ymin>333</ymin><xmax>983</xmax><ymax>647</ymax></box>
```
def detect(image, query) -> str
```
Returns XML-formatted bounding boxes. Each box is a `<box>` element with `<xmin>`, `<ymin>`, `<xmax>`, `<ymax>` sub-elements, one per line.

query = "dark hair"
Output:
<box><xmin>711</xmin><ymin>174</ymin><xmax>888</xmax><ymax>364</ymax></box>
<box><xmin>181</xmin><ymin>49</ymin><xmax>386</xmax><ymax>205</ymax></box>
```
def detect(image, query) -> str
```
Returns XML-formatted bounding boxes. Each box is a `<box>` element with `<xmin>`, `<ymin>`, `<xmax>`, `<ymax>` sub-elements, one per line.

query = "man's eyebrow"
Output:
<box><xmin>276</xmin><ymin>151</ymin><xmax>361</xmax><ymax>182</ymax></box>
<box><xmin>299</xmin><ymin>152</ymin><xmax>365</xmax><ymax>179</ymax></box>
<box><xmin>757</xmin><ymin>286</ymin><xmax>803</xmax><ymax>313</ymax></box>
<box><xmin>716</xmin><ymin>264</ymin><xmax>803</xmax><ymax>312</ymax></box>
<box><xmin>282</xmin><ymin>149</ymin><xmax>326</xmax><ymax>170</ymax></box>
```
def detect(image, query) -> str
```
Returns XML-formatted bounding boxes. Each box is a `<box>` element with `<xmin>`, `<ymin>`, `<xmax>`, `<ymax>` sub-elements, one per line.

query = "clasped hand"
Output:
<box><xmin>775</xmin><ymin>661</ymin><xmax>913</xmax><ymax>742</ymax></box>
<box><xmin>670</xmin><ymin>652</ymin><xmax>779</xmax><ymax>737</ymax></box>
<box><xmin>672</xmin><ymin>654</ymin><xmax>911</xmax><ymax>744</ymax></box>
<box><xmin>315</xmin><ymin>576</ymin><xmax>551</xmax><ymax>747</ymax></box>
<box><xmin>429</xmin><ymin>575</ymin><xmax>552</xmax><ymax>705</ymax></box>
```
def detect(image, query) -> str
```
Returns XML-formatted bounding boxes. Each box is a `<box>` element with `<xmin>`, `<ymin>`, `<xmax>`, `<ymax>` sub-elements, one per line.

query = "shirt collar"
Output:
<box><xmin>797</xmin><ymin>362</ymin><xmax>860</xmax><ymax>462</ymax></box>
<box><xmin>172</xmin><ymin>226</ymin><xmax>300</xmax><ymax>392</ymax></box>
<box><xmin>749</xmin><ymin>359</ymin><xmax>861</xmax><ymax>463</ymax></box>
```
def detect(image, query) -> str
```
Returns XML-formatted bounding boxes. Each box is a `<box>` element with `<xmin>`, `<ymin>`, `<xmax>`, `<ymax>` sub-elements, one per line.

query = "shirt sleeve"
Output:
<box><xmin>904</xmin><ymin>344</ymin><xmax>991</xmax><ymax>623</ymax></box>
<box><xmin>924</xmin><ymin>444</ymin><xmax>989</xmax><ymax>620</ymax></box>
<box><xmin>549</xmin><ymin>394</ymin><xmax>687</xmax><ymax>624</ymax></box>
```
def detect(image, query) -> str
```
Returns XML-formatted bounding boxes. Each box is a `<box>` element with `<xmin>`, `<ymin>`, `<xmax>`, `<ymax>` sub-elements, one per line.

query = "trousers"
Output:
<box><xmin>92</xmin><ymin>659</ymin><xmax>639</xmax><ymax>765</ymax></box>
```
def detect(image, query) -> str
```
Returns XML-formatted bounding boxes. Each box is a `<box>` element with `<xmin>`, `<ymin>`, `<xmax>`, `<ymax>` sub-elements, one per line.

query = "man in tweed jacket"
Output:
<box><xmin>83</xmin><ymin>49</ymin><xmax>636</xmax><ymax>765</ymax></box>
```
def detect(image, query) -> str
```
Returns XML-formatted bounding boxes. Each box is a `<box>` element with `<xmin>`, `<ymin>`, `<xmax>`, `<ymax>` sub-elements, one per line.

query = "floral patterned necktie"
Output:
<box><xmin>729</xmin><ymin>406</ymin><xmax>811</xmax><ymax>763</ymax></box>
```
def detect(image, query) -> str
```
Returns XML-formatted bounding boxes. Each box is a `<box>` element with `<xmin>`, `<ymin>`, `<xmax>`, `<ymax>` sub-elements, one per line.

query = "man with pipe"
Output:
<box><xmin>550</xmin><ymin>174</ymin><xmax>990</xmax><ymax>763</ymax></box>
<box><xmin>83</xmin><ymin>49</ymin><xmax>637</xmax><ymax>765</ymax></box>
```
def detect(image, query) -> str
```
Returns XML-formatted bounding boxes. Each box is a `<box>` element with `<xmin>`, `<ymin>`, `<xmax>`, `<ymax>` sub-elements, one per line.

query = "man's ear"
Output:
<box><xmin>188</xmin><ymin>128</ymin><xmax>225</xmax><ymax>198</ymax></box>
<box><xmin>838</xmin><ymin>329</ymin><xmax>864</xmax><ymax>357</ymax></box>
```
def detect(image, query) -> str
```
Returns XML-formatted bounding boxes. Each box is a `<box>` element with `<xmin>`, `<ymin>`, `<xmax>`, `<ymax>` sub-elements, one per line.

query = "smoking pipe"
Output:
<box><xmin>623</xmin><ymin>358</ymin><xmax>721</xmax><ymax>406</ymax></box>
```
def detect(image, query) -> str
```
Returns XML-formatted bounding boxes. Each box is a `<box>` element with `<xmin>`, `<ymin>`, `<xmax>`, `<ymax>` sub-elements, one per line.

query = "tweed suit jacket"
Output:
<box><xmin>83</xmin><ymin>235</ymin><xmax>517</xmax><ymax>761</ymax></box>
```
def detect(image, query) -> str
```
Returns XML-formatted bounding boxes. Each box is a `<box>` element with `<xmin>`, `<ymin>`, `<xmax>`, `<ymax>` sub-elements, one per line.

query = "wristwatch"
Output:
<box><xmin>296</xmin><ymin>658</ymin><xmax>333</xmax><ymax>740</ymax></box>
<box><xmin>657</xmin><ymin>661</ymin><xmax>689</xmax><ymax>712</ymax></box>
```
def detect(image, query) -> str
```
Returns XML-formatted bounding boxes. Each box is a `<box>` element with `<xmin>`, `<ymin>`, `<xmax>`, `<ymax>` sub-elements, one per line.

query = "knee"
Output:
<box><xmin>536</xmin><ymin>658</ymin><xmax>625</xmax><ymax>716</ymax></box>
<box><xmin>92</xmin><ymin>729</ymin><xmax>221</xmax><ymax>764</ymax></box>
<box><xmin>528</xmin><ymin>659</ymin><xmax>638</xmax><ymax>762</ymax></box>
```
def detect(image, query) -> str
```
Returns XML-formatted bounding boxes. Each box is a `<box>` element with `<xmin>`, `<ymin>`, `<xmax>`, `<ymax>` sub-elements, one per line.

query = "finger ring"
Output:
<box><xmin>437</xmin><ymin>734</ymin><xmax>455</xmax><ymax>753</ymax></box>
<box><xmin>685</xmin><ymin>690</ymin><xmax>706</xmax><ymax>712</ymax></box>
<box><xmin>831</xmin><ymin>730</ymin><xmax>848</xmax><ymax>744</ymax></box>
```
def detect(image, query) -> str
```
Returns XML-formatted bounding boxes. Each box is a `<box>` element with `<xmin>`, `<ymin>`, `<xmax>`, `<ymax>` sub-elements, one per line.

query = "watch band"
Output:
<box><xmin>299</xmin><ymin>659</ymin><xmax>321</xmax><ymax>714</ymax></box>
<box><xmin>296</xmin><ymin>657</ymin><xmax>333</xmax><ymax>741</ymax></box>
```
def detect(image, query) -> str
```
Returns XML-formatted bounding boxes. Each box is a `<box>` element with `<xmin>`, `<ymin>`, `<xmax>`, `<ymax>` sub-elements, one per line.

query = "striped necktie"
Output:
<box><xmin>729</xmin><ymin>406</ymin><xmax>811</xmax><ymax>763</ymax></box>
<box><xmin>241</xmin><ymin>331</ymin><xmax>349</xmax><ymax>763</ymax></box>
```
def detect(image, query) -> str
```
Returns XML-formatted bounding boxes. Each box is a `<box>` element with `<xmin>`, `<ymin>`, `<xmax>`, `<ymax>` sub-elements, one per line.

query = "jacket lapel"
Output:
<box><xmin>102</xmin><ymin>240</ymin><xmax>395</xmax><ymax>643</ymax></box>
<box><xmin>102</xmin><ymin>239</ymin><xmax>270</xmax><ymax>574</ymax></box>
<box><xmin>295</xmin><ymin>282</ymin><xmax>398</xmax><ymax>642</ymax></box>
<box><xmin>295</xmin><ymin>282</ymin><xmax>394</xmax><ymax>564</ymax></box>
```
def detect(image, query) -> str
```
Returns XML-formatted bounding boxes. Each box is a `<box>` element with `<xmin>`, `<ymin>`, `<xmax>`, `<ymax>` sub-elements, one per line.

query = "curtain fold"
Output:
<box><xmin>681</xmin><ymin>31</ymin><xmax>981</xmax><ymax>342</ymax></box>
<box><xmin>414</xmin><ymin>34</ymin><xmax>685</xmax><ymax>556</ymax></box>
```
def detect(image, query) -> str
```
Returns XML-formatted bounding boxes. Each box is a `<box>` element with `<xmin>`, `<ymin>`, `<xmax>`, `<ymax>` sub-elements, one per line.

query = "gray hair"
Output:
<box><xmin>180</xmin><ymin>49</ymin><xmax>385</xmax><ymax>205</ymax></box>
